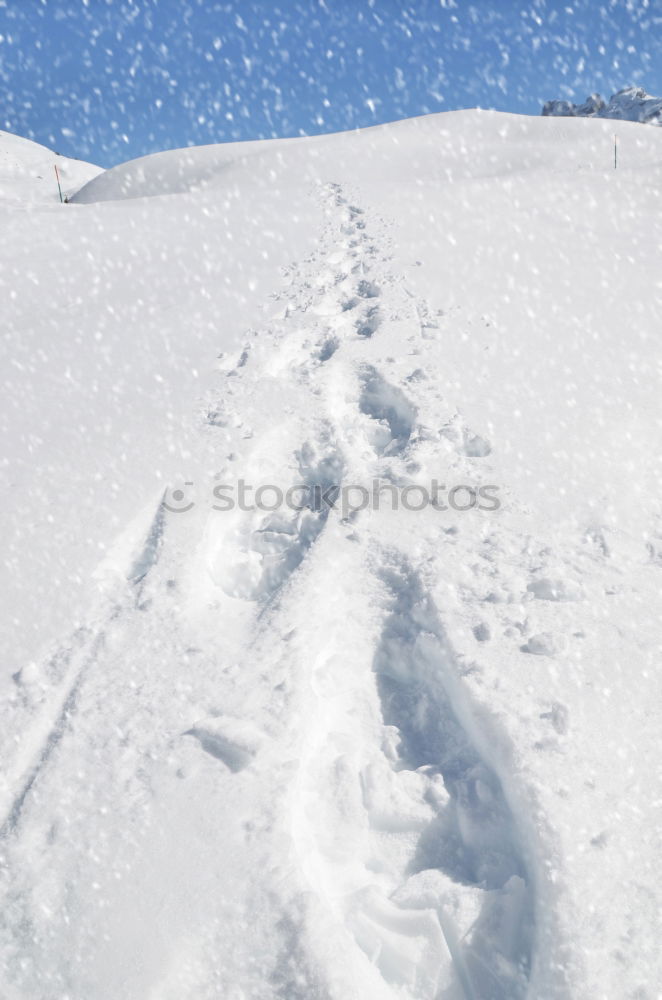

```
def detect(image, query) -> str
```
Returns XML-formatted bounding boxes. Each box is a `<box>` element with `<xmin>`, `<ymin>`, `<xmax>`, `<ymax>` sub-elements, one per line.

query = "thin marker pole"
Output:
<box><xmin>54</xmin><ymin>163</ymin><xmax>63</xmax><ymax>203</ymax></box>
<box><xmin>614</xmin><ymin>134</ymin><xmax>617</xmax><ymax>170</ymax></box>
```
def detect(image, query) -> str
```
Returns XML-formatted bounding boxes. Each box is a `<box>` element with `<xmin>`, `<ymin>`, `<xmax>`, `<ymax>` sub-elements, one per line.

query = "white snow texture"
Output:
<box><xmin>1</xmin><ymin>110</ymin><xmax>661</xmax><ymax>1000</ymax></box>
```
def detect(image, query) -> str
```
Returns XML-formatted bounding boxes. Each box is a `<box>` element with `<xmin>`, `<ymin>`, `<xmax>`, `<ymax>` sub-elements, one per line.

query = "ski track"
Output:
<box><xmin>0</xmin><ymin>491</ymin><xmax>174</xmax><ymax>840</ymax></box>
<box><xmin>0</xmin><ymin>180</ymin><xmax>545</xmax><ymax>999</ymax></box>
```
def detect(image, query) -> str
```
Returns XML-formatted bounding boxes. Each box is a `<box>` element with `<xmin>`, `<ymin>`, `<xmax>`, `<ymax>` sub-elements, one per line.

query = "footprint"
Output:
<box><xmin>317</xmin><ymin>336</ymin><xmax>339</xmax><ymax>363</ymax></box>
<box><xmin>213</xmin><ymin>435</ymin><xmax>343</xmax><ymax>602</ymax></box>
<box><xmin>473</xmin><ymin>622</ymin><xmax>491</xmax><ymax>642</ymax></box>
<box><xmin>359</xmin><ymin>367</ymin><xmax>416</xmax><ymax>456</ymax></box>
<box><xmin>584</xmin><ymin>526</ymin><xmax>610</xmax><ymax>558</ymax></box>
<box><xmin>217</xmin><ymin>344</ymin><xmax>250</xmax><ymax>375</ymax></box>
<box><xmin>362</xmin><ymin>558</ymin><xmax>533</xmax><ymax>996</ymax></box>
<box><xmin>356</xmin><ymin>278</ymin><xmax>379</xmax><ymax>299</ymax></box>
<box><xmin>356</xmin><ymin>305</ymin><xmax>381</xmax><ymax>338</ymax></box>
<box><xmin>206</xmin><ymin>407</ymin><xmax>229</xmax><ymax>427</ymax></box>
<box><xmin>540</xmin><ymin>702</ymin><xmax>569</xmax><ymax>734</ymax></box>
<box><xmin>440</xmin><ymin>414</ymin><xmax>491</xmax><ymax>458</ymax></box>
<box><xmin>527</xmin><ymin>577</ymin><xmax>583</xmax><ymax>602</ymax></box>
<box><xmin>521</xmin><ymin>632</ymin><xmax>566</xmax><ymax>656</ymax></box>
<box><xmin>184</xmin><ymin>715</ymin><xmax>265</xmax><ymax>772</ymax></box>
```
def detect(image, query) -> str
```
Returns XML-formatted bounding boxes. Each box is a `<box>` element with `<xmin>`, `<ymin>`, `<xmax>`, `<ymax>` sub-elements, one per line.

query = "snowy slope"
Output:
<box><xmin>543</xmin><ymin>86</ymin><xmax>662</xmax><ymax>126</ymax></box>
<box><xmin>0</xmin><ymin>129</ymin><xmax>101</xmax><ymax>203</ymax></box>
<box><xmin>1</xmin><ymin>112</ymin><xmax>662</xmax><ymax>1000</ymax></box>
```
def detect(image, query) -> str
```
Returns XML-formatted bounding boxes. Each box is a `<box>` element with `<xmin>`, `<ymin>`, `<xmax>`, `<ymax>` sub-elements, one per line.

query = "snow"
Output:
<box><xmin>0</xmin><ymin>130</ymin><xmax>101</xmax><ymax>204</ymax></box>
<box><xmin>1</xmin><ymin>110</ymin><xmax>662</xmax><ymax>999</ymax></box>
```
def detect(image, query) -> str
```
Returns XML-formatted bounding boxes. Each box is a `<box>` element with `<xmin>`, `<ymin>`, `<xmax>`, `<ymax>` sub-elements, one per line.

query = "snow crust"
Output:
<box><xmin>1</xmin><ymin>110</ymin><xmax>662</xmax><ymax>999</ymax></box>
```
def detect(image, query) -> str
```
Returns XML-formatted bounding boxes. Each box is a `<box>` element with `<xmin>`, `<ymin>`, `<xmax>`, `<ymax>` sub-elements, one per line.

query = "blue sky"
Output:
<box><xmin>1</xmin><ymin>0</ymin><xmax>660</xmax><ymax>167</ymax></box>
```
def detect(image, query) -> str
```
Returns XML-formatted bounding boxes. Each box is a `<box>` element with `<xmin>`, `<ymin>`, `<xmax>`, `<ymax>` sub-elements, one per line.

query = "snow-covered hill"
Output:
<box><xmin>0</xmin><ymin>129</ymin><xmax>101</xmax><ymax>203</ymax></box>
<box><xmin>1</xmin><ymin>112</ymin><xmax>661</xmax><ymax>1000</ymax></box>
<box><xmin>542</xmin><ymin>85</ymin><xmax>662</xmax><ymax>125</ymax></box>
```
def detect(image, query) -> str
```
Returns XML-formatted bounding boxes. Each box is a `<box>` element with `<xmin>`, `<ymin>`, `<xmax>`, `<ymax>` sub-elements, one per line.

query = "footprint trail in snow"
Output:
<box><xmin>0</xmin><ymin>181</ymin><xmax>555</xmax><ymax>1000</ymax></box>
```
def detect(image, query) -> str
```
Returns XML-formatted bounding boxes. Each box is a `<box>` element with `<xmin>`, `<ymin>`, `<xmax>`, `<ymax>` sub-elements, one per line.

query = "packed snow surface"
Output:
<box><xmin>542</xmin><ymin>85</ymin><xmax>662</xmax><ymax>125</ymax></box>
<box><xmin>1</xmin><ymin>111</ymin><xmax>662</xmax><ymax>999</ymax></box>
